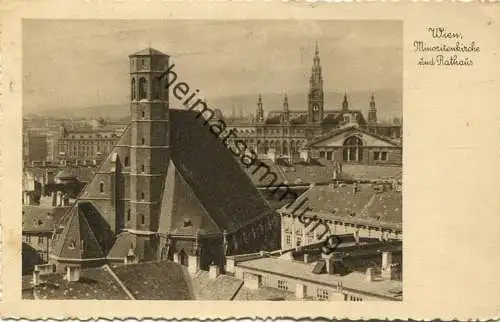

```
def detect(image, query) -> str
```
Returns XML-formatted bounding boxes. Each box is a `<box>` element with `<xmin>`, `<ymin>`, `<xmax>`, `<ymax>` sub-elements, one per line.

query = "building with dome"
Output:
<box><xmin>224</xmin><ymin>44</ymin><xmax>402</xmax><ymax>165</ymax></box>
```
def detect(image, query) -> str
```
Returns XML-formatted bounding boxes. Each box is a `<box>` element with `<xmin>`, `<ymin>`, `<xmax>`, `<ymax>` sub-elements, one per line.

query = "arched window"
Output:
<box><xmin>343</xmin><ymin>136</ymin><xmax>363</xmax><ymax>162</ymax></box>
<box><xmin>153</xmin><ymin>79</ymin><xmax>161</xmax><ymax>100</ymax></box>
<box><xmin>124</xmin><ymin>156</ymin><xmax>130</xmax><ymax>167</ymax></box>
<box><xmin>141</xmin><ymin>164</ymin><xmax>145</xmax><ymax>173</ymax></box>
<box><xmin>138</xmin><ymin>77</ymin><xmax>147</xmax><ymax>100</ymax></box>
<box><xmin>127</xmin><ymin>209</ymin><xmax>131</xmax><ymax>221</ymax></box>
<box><xmin>131</xmin><ymin>78</ymin><xmax>136</xmax><ymax>100</ymax></box>
<box><xmin>140</xmin><ymin>192</ymin><xmax>145</xmax><ymax>200</ymax></box>
<box><xmin>141</xmin><ymin>110</ymin><xmax>145</xmax><ymax>118</ymax></box>
<box><xmin>141</xmin><ymin>214</ymin><xmax>145</xmax><ymax>225</ymax></box>
<box><xmin>99</xmin><ymin>181</ymin><xmax>104</xmax><ymax>193</ymax></box>
<box><xmin>141</xmin><ymin>137</ymin><xmax>146</xmax><ymax>145</ymax></box>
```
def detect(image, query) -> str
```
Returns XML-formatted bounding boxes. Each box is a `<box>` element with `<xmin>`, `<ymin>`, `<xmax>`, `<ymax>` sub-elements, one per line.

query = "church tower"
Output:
<box><xmin>368</xmin><ymin>93</ymin><xmax>377</xmax><ymax>124</ymax></box>
<box><xmin>128</xmin><ymin>48</ymin><xmax>170</xmax><ymax>255</ymax></box>
<box><xmin>283</xmin><ymin>93</ymin><xmax>290</xmax><ymax>123</ymax></box>
<box><xmin>255</xmin><ymin>94</ymin><xmax>264</xmax><ymax>123</ymax></box>
<box><xmin>308</xmin><ymin>42</ymin><xmax>324</xmax><ymax>123</ymax></box>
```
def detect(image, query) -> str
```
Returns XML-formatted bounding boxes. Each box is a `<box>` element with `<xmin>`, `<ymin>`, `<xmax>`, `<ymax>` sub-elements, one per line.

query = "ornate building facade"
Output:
<box><xmin>226</xmin><ymin>44</ymin><xmax>402</xmax><ymax>163</ymax></box>
<box><xmin>56</xmin><ymin>121</ymin><xmax>125</xmax><ymax>162</ymax></box>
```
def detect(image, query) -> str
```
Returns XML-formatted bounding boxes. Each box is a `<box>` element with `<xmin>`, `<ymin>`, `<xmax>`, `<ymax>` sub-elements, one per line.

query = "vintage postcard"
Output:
<box><xmin>1</xmin><ymin>0</ymin><xmax>500</xmax><ymax>320</ymax></box>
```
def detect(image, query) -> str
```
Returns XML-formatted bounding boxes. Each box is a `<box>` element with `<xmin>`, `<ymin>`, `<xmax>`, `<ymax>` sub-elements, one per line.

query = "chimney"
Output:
<box><xmin>268</xmin><ymin>148</ymin><xmax>277</xmax><ymax>164</ymax></box>
<box><xmin>300</xmin><ymin>149</ymin><xmax>310</xmax><ymax>163</ymax></box>
<box><xmin>225</xmin><ymin>257</ymin><xmax>236</xmax><ymax>274</ymax></box>
<box><xmin>66</xmin><ymin>265</ymin><xmax>81</xmax><ymax>282</ymax></box>
<box><xmin>63</xmin><ymin>194</ymin><xmax>70</xmax><ymax>207</ymax></box>
<box><xmin>124</xmin><ymin>247</ymin><xmax>137</xmax><ymax>265</ymax></box>
<box><xmin>381</xmin><ymin>251</ymin><xmax>393</xmax><ymax>278</ymax></box>
<box><xmin>209</xmin><ymin>264</ymin><xmax>220</xmax><ymax>279</ymax></box>
<box><xmin>365</xmin><ymin>267</ymin><xmax>375</xmax><ymax>282</ymax></box>
<box><xmin>56</xmin><ymin>191</ymin><xmax>63</xmax><ymax>207</ymax></box>
<box><xmin>353</xmin><ymin>230</ymin><xmax>360</xmax><ymax>244</ymax></box>
<box><xmin>296</xmin><ymin>283</ymin><xmax>306</xmax><ymax>299</ymax></box>
<box><xmin>173</xmin><ymin>252</ymin><xmax>180</xmax><ymax>264</ymax></box>
<box><xmin>188</xmin><ymin>254</ymin><xmax>200</xmax><ymax>275</ymax></box>
<box><xmin>32</xmin><ymin>270</ymin><xmax>41</xmax><ymax>286</ymax></box>
<box><xmin>322</xmin><ymin>253</ymin><xmax>341</xmax><ymax>275</ymax></box>
<box><xmin>51</xmin><ymin>191</ymin><xmax>57</xmax><ymax>207</ymax></box>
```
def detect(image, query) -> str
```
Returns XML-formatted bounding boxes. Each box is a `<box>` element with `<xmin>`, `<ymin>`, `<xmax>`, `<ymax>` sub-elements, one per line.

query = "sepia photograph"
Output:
<box><xmin>21</xmin><ymin>19</ymin><xmax>403</xmax><ymax>301</ymax></box>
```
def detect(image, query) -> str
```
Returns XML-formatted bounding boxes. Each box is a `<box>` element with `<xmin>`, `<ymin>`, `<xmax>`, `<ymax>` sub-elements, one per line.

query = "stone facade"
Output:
<box><xmin>224</xmin><ymin>44</ymin><xmax>402</xmax><ymax>163</ymax></box>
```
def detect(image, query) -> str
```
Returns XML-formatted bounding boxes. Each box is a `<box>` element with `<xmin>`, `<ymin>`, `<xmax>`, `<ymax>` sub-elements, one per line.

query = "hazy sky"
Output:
<box><xmin>23</xmin><ymin>19</ymin><xmax>402</xmax><ymax>115</ymax></box>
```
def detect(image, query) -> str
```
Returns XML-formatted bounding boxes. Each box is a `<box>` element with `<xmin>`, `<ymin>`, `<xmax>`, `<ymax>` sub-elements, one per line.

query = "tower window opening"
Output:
<box><xmin>140</xmin><ymin>192</ymin><xmax>145</xmax><ymax>200</ymax></box>
<box><xmin>99</xmin><ymin>181</ymin><xmax>104</xmax><ymax>193</ymax></box>
<box><xmin>124</xmin><ymin>156</ymin><xmax>130</xmax><ymax>167</ymax></box>
<box><xmin>141</xmin><ymin>110</ymin><xmax>145</xmax><ymax>118</ymax></box>
<box><xmin>138</xmin><ymin>77</ymin><xmax>147</xmax><ymax>100</ymax></box>
<box><xmin>141</xmin><ymin>164</ymin><xmax>145</xmax><ymax>173</ymax></box>
<box><xmin>127</xmin><ymin>209</ymin><xmax>131</xmax><ymax>221</ymax></box>
<box><xmin>141</xmin><ymin>137</ymin><xmax>146</xmax><ymax>145</ymax></box>
<box><xmin>153</xmin><ymin>80</ymin><xmax>161</xmax><ymax>100</ymax></box>
<box><xmin>131</xmin><ymin>78</ymin><xmax>136</xmax><ymax>100</ymax></box>
<box><xmin>141</xmin><ymin>214</ymin><xmax>145</xmax><ymax>225</ymax></box>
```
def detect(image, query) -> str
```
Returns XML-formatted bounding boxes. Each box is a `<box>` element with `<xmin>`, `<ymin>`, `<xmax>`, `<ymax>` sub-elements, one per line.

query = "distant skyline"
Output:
<box><xmin>23</xmin><ymin>20</ymin><xmax>402</xmax><ymax>118</ymax></box>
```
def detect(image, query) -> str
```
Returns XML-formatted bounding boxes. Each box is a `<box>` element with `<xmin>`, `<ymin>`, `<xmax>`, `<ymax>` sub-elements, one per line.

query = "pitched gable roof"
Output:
<box><xmin>169</xmin><ymin>110</ymin><xmax>275</xmax><ymax>232</ymax></box>
<box><xmin>52</xmin><ymin>204</ymin><xmax>105</xmax><ymax>260</ymax></box>
<box><xmin>307</xmin><ymin>125</ymin><xmax>400</xmax><ymax>148</ymax></box>
<box><xmin>158</xmin><ymin>159</ymin><xmax>220</xmax><ymax>235</ymax></box>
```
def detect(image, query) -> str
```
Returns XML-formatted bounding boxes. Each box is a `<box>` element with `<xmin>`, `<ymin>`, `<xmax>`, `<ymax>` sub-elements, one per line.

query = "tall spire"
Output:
<box><xmin>283</xmin><ymin>93</ymin><xmax>290</xmax><ymax>123</ymax></box>
<box><xmin>368</xmin><ymin>93</ymin><xmax>377</xmax><ymax>124</ymax></box>
<box><xmin>255</xmin><ymin>94</ymin><xmax>264</xmax><ymax>123</ymax></box>
<box><xmin>308</xmin><ymin>42</ymin><xmax>324</xmax><ymax>123</ymax></box>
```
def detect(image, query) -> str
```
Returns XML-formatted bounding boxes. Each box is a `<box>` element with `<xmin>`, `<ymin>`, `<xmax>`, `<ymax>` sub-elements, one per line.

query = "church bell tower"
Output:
<box><xmin>308</xmin><ymin>42</ymin><xmax>324</xmax><ymax>123</ymax></box>
<box><xmin>128</xmin><ymin>48</ymin><xmax>170</xmax><ymax>256</ymax></box>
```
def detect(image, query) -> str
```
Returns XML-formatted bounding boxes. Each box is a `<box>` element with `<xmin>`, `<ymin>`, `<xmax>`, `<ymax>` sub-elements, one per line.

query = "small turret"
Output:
<box><xmin>368</xmin><ymin>93</ymin><xmax>377</xmax><ymax>124</ymax></box>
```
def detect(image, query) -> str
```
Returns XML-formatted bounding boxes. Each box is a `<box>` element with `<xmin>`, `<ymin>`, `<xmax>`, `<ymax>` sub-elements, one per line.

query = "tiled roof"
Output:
<box><xmin>168</xmin><ymin>110</ymin><xmax>275</xmax><ymax>232</ymax></box>
<box><xmin>51</xmin><ymin>205</ymin><xmax>105</xmax><ymax>260</ymax></box>
<box><xmin>283</xmin><ymin>184</ymin><xmax>402</xmax><ymax>227</ymax></box>
<box><xmin>110</xmin><ymin>261</ymin><xmax>192</xmax><ymax>300</ymax></box>
<box><xmin>55</xmin><ymin>168</ymin><xmax>77</xmax><ymax>179</ymax></box>
<box><xmin>107</xmin><ymin>232</ymin><xmax>136</xmax><ymax>259</ymax></box>
<box><xmin>22</xmin><ymin>206</ymin><xmax>69</xmax><ymax>233</ymax></box>
<box><xmin>129</xmin><ymin>47</ymin><xmax>168</xmax><ymax>57</ymax></box>
<box><xmin>24</xmin><ymin>260</ymin><xmax>253</xmax><ymax>300</ymax></box>
<box><xmin>237</xmin><ymin>254</ymin><xmax>401</xmax><ymax>299</ymax></box>
<box><xmin>233</xmin><ymin>285</ymin><xmax>295</xmax><ymax>301</ymax></box>
<box><xmin>190</xmin><ymin>270</ymin><xmax>243</xmax><ymax>300</ymax></box>
<box><xmin>242</xmin><ymin>159</ymin><xmax>402</xmax><ymax>187</ymax></box>
<box><xmin>31</xmin><ymin>266</ymin><xmax>130</xmax><ymax>300</ymax></box>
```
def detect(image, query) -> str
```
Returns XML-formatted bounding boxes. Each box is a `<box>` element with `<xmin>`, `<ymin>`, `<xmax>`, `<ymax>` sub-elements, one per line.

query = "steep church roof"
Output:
<box><xmin>163</xmin><ymin>110</ymin><xmax>275</xmax><ymax>233</ymax></box>
<box><xmin>55</xmin><ymin>108</ymin><xmax>275</xmax><ymax>260</ymax></box>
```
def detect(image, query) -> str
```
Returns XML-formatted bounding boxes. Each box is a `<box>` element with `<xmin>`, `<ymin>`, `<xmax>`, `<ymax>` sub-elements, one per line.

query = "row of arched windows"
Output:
<box><xmin>131</xmin><ymin>78</ymin><xmax>162</xmax><ymax>101</ymax></box>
